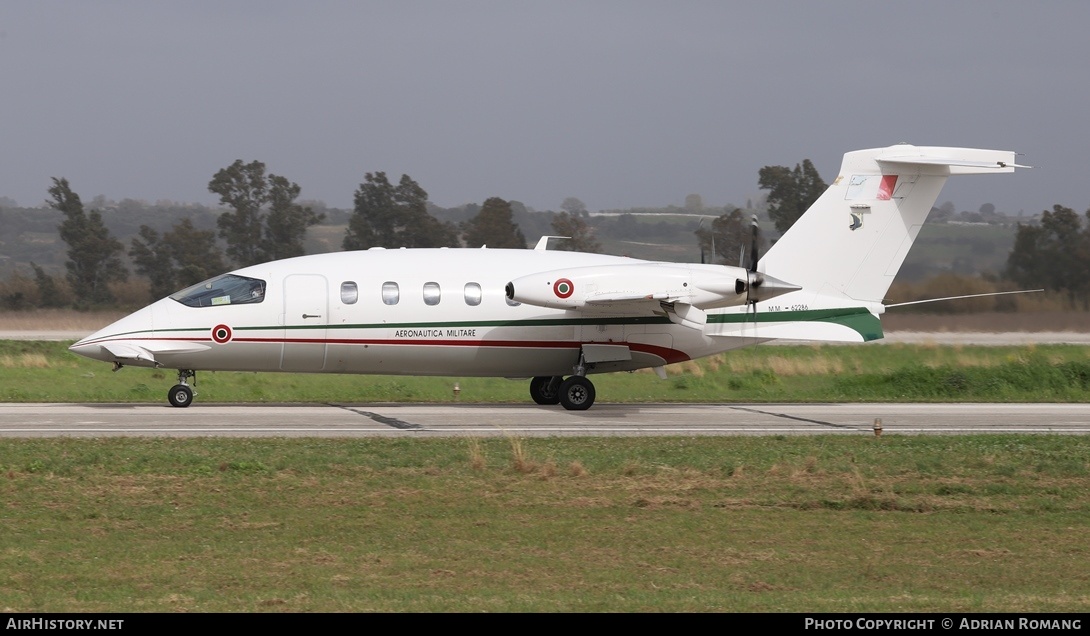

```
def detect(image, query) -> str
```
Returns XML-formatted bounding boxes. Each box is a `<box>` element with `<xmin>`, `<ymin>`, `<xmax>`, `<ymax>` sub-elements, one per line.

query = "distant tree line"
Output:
<box><xmin>1</xmin><ymin>161</ymin><xmax>597</xmax><ymax>310</ymax></box>
<box><xmin>1006</xmin><ymin>205</ymin><xmax>1090</xmax><ymax>308</ymax></box>
<box><xmin>693</xmin><ymin>159</ymin><xmax>825</xmax><ymax>266</ymax></box>
<box><xmin>1</xmin><ymin>156</ymin><xmax>1082</xmax><ymax>312</ymax></box>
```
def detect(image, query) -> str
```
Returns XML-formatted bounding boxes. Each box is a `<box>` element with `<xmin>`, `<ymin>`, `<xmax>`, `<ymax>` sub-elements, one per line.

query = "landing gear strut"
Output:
<box><xmin>168</xmin><ymin>369</ymin><xmax>196</xmax><ymax>408</ymax></box>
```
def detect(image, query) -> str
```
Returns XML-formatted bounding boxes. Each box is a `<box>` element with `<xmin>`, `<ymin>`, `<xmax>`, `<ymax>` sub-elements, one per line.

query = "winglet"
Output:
<box><xmin>534</xmin><ymin>236</ymin><xmax>570</xmax><ymax>251</ymax></box>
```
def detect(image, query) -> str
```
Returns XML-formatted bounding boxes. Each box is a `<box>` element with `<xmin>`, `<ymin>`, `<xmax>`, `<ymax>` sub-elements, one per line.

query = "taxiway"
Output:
<box><xmin>1</xmin><ymin>403</ymin><xmax>1087</xmax><ymax>437</ymax></box>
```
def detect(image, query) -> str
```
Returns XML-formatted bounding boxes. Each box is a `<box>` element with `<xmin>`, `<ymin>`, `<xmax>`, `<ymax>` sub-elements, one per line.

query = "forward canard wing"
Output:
<box><xmin>95</xmin><ymin>340</ymin><xmax>212</xmax><ymax>368</ymax></box>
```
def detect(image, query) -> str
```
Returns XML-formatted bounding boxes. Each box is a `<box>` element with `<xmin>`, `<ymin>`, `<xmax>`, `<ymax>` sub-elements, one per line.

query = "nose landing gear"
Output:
<box><xmin>168</xmin><ymin>369</ymin><xmax>196</xmax><ymax>408</ymax></box>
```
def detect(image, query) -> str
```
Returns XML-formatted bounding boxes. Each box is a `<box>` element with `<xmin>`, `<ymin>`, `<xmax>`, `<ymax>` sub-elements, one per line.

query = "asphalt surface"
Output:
<box><xmin>2</xmin><ymin>402</ymin><xmax>1088</xmax><ymax>437</ymax></box>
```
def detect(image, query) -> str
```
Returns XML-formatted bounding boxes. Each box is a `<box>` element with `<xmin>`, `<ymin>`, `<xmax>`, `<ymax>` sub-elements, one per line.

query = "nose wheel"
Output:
<box><xmin>168</xmin><ymin>369</ymin><xmax>197</xmax><ymax>408</ymax></box>
<box><xmin>168</xmin><ymin>384</ymin><xmax>193</xmax><ymax>408</ymax></box>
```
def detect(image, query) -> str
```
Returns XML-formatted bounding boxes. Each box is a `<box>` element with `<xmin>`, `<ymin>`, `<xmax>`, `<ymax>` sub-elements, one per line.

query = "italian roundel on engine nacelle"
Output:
<box><xmin>507</xmin><ymin>264</ymin><xmax>689</xmax><ymax>310</ymax></box>
<box><xmin>506</xmin><ymin>270</ymin><xmax>586</xmax><ymax>309</ymax></box>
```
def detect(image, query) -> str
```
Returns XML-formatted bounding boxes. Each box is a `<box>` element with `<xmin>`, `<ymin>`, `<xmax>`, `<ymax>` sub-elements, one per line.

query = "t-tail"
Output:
<box><xmin>705</xmin><ymin>144</ymin><xmax>1026</xmax><ymax>343</ymax></box>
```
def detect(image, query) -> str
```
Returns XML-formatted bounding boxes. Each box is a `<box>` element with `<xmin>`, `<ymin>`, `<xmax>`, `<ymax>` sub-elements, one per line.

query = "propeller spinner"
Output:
<box><xmin>734</xmin><ymin>215</ymin><xmax>799</xmax><ymax>303</ymax></box>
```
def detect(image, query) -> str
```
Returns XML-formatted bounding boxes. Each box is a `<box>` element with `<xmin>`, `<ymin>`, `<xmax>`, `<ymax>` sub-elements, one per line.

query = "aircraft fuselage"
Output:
<box><xmin>71</xmin><ymin>248</ymin><xmax>753</xmax><ymax>380</ymax></box>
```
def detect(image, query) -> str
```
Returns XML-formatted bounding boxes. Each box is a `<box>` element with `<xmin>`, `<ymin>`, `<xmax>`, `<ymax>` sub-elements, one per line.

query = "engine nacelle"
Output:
<box><xmin>505</xmin><ymin>263</ymin><xmax>754</xmax><ymax>310</ymax></box>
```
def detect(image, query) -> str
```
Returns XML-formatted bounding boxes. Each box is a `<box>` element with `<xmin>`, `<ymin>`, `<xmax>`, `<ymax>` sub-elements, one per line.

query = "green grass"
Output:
<box><xmin>4</xmin><ymin>341</ymin><xmax>1090</xmax><ymax>611</ymax></box>
<box><xmin>4</xmin><ymin>340</ymin><xmax>1088</xmax><ymax>404</ymax></box>
<box><xmin>1</xmin><ymin>435</ymin><xmax>1089</xmax><ymax>612</ymax></box>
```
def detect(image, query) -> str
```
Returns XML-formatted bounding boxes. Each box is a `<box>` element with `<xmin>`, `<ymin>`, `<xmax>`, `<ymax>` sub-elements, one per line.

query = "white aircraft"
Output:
<box><xmin>69</xmin><ymin>144</ymin><xmax>1025</xmax><ymax>409</ymax></box>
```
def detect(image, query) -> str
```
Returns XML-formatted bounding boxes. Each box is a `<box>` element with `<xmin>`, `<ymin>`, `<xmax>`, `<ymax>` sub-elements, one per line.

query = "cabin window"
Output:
<box><xmin>464</xmin><ymin>283</ymin><xmax>482</xmax><ymax>306</ymax></box>
<box><xmin>340</xmin><ymin>281</ymin><xmax>358</xmax><ymax>305</ymax></box>
<box><xmin>423</xmin><ymin>282</ymin><xmax>441</xmax><ymax>306</ymax></box>
<box><xmin>170</xmin><ymin>274</ymin><xmax>266</xmax><ymax>308</ymax></box>
<box><xmin>381</xmin><ymin>282</ymin><xmax>399</xmax><ymax>305</ymax></box>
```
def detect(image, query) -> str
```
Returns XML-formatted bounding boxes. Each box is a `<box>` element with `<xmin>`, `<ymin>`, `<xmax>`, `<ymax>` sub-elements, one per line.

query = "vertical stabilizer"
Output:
<box><xmin>759</xmin><ymin>144</ymin><xmax>1022</xmax><ymax>304</ymax></box>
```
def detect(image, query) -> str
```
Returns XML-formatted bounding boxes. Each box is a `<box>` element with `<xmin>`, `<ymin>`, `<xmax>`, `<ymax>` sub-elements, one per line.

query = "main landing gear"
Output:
<box><xmin>528</xmin><ymin>351</ymin><xmax>597</xmax><ymax>411</ymax></box>
<box><xmin>168</xmin><ymin>369</ymin><xmax>196</xmax><ymax>408</ymax></box>
<box><xmin>529</xmin><ymin>375</ymin><xmax>596</xmax><ymax>411</ymax></box>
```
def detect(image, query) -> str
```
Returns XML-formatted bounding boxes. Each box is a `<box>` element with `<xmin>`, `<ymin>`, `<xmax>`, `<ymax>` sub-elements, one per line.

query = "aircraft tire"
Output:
<box><xmin>168</xmin><ymin>384</ymin><xmax>194</xmax><ymax>408</ymax></box>
<box><xmin>559</xmin><ymin>376</ymin><xmax>595</xmax><ymax>411</ymax></box>
<box><xmin>529</xmin><ymin>376</ymin><xmax>562</xmax><ymax>405</ymax></box>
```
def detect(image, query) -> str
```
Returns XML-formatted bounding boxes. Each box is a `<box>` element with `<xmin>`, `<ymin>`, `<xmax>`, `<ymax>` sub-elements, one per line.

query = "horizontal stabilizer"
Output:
<box><xmin>878</xmin><ymin>156</ymin><xmax>1032</xmax><ymax>170</ymax></box>
<box><xmin>875</xmin><ymin>147</ymin><xmax>1027</xmax><ymax>174</ymax></box>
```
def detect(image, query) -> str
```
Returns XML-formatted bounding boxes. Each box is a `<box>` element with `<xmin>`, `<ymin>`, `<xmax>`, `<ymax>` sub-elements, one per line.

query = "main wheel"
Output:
<box><xmin>529</xmin><ymin>376</ymin><xmax>562</xmax><ymax>405</ymax></box>
<box><xmin>558</xmin><ymin>376</ymin><xmax>595</xmax><ymax>411</ymax></box>
<box><xmin>168</xmin><ymin>384</ymin><xmax>194</xmax><ymax>408</ymax></box>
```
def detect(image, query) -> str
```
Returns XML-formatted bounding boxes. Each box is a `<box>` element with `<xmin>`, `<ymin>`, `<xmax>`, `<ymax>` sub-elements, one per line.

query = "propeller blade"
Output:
<box><xmin>749</xmin><ymin>215</ymin><xmax>759</xmax><ymax>273</ymax></box>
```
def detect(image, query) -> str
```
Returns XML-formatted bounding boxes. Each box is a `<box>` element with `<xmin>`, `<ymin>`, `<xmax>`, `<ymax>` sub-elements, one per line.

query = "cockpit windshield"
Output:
<box><xmin>169</xmin><ymin>274</ymin><xmax>266</xmax><ymax>308</ymax></box>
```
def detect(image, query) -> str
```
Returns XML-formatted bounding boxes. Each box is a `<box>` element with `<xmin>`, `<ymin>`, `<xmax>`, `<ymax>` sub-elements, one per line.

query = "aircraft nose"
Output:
<box><xmin>67</xmin><ymin>300</ymin><xmax>162</xmax><ymax>363</ymax></box>
<box><xmin>68</xmin><ymin>336</ymin><xmax>109</xmax><ymax>362</ymax></box>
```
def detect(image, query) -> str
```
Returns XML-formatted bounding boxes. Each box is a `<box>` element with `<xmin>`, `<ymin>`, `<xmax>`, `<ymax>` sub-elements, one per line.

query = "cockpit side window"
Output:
<box><xmin>170</xmin><ymin>274</ymin><xmax>266</xmax><ymax>308</ymax></box>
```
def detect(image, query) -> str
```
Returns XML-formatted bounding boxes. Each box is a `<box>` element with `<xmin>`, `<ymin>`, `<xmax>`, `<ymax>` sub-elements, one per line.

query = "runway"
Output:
<box><xmin>1</xmin><ymin>402</ymin><xmax>1088</xmax><ymax>437</ymax></box>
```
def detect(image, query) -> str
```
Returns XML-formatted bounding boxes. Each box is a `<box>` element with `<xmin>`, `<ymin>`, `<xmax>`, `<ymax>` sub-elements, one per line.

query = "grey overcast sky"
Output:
<box><xmin>1</xmin><ymin>1</ymin><xmax>1086</xmax><ymax>215</ymax></box>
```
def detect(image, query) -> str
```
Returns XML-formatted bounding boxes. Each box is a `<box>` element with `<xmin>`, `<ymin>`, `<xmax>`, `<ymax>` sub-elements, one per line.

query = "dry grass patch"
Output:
<box><xmin>466</xmin><ymin>438</ymin><xmax>487</xmax><ymax>471</ymax></box>
<box><xmin>0</xmin><ymin>309</ymin><xmax>126</xmax><ymax>331</ymax></box>
<box><xmin>765</xmin><ymin>355</ymin><xmax>845</xmax><ymax>377</ymax></box>
<box><xmin>664</xmin><ymin>361</ymin><xmax>704</xmax><ymax>376</ymax></box>
<box><xmin>884</xmin><ymin>310</ymin><xmax>1090</xmax><ymax>333</ymax></box>
<box><xmin>0</xmin><ymin>353</ymin><xmax>50</xmax><ymax>368</ymax></box>
<box><xmin>504</xmin><ymin>437</ymin><xmax>563</xmax><ymax>478</ymax></box>
<box><xmin>507</xmin><ymin>436</ymin><xmax>535</xmax><ymax>473</ymax></box>
<box><xmin>721</xmin><ymin>352</ymin><xmax>845</xmax><ymax>377</ymax></box>
<box><xmin>949</xmin><ymin>352</ymin><xmax>1003</xmax><ymax>368</ymax></box>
